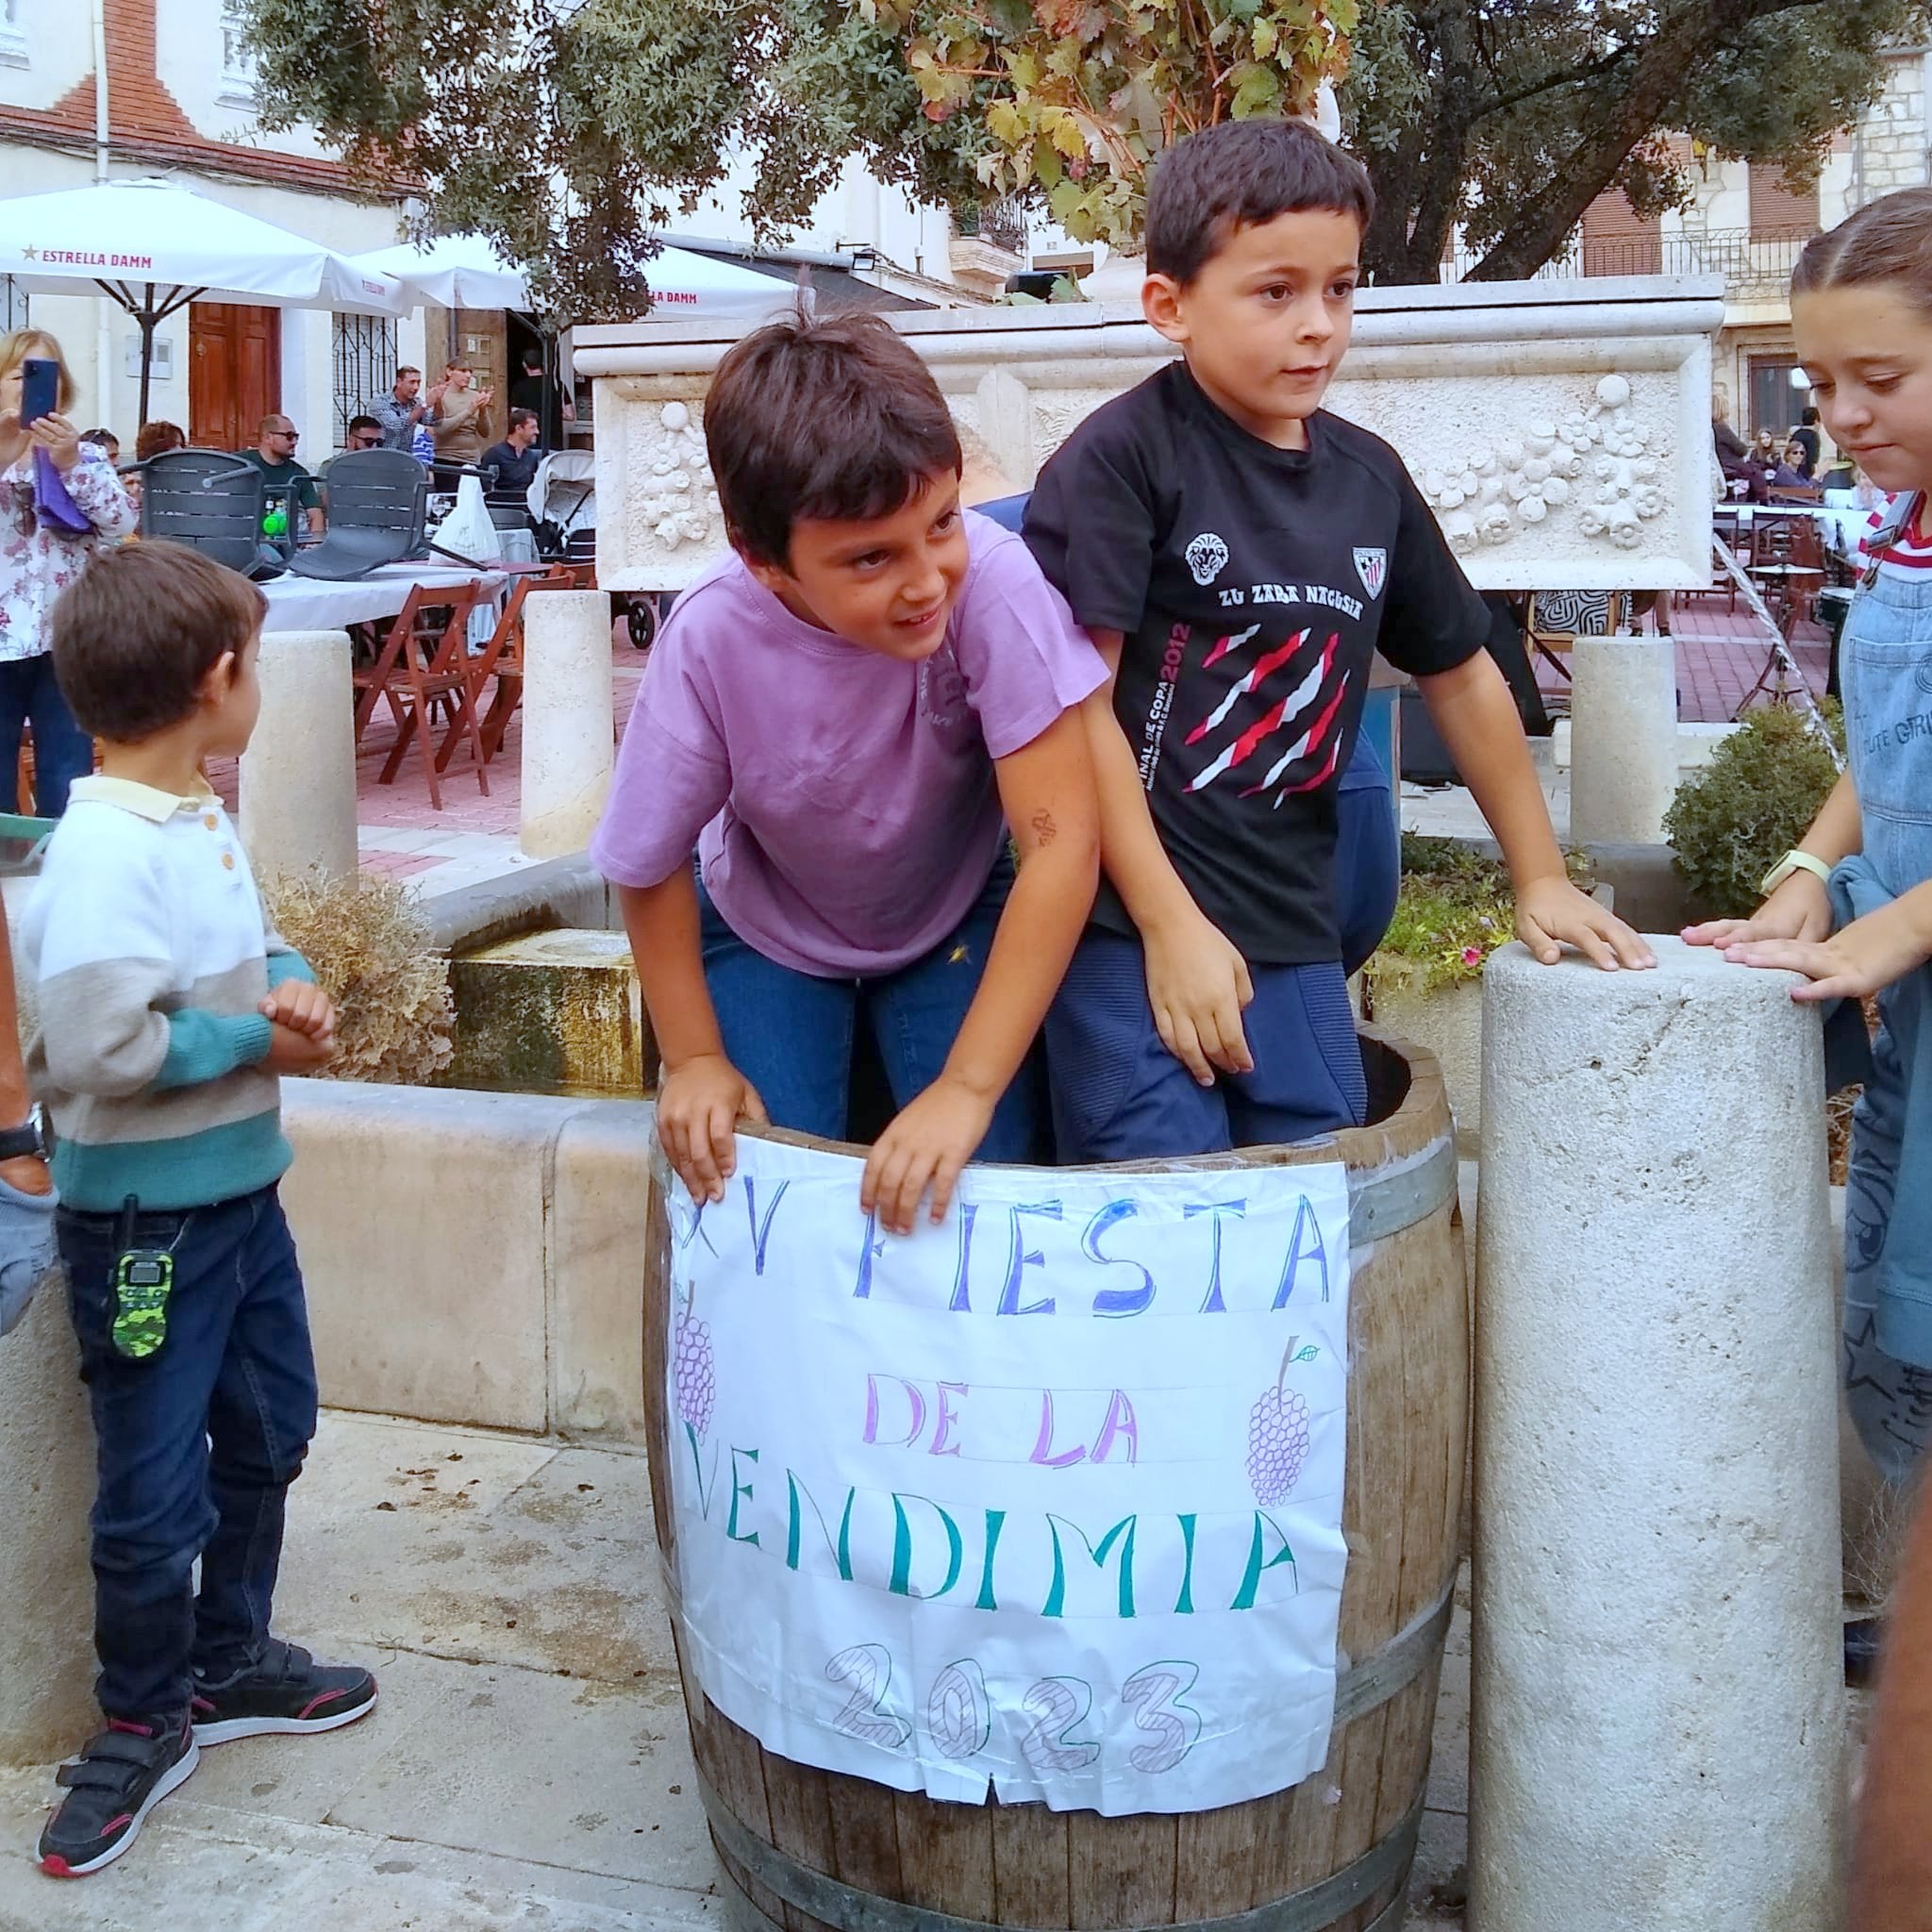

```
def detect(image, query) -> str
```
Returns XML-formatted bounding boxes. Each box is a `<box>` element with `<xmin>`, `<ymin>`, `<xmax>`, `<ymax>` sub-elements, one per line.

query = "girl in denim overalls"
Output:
<box><xmin>1690</xmin><ymin>190</ymin><xmax>1932</xmax><ymax>1491</ymax></box>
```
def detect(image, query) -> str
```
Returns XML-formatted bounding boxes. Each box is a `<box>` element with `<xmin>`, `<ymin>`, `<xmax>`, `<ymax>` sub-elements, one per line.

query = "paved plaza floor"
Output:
<box><xmin>0</xmin><ymin>1405</ymin><xmax>1473</xmax><ymax>1930</ymax></box>
<box><xmin>200</xmin><ymin>605</ymin><xmax>1824</xmax><ymax>908</ymax></box>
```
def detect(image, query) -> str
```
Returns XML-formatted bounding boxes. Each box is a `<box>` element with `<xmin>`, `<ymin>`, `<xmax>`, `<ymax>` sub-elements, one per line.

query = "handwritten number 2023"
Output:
<box><xmin>828</xmin><ymin>1651</ymin><xmax>1201</xmax><ymax>1775</ymax></box>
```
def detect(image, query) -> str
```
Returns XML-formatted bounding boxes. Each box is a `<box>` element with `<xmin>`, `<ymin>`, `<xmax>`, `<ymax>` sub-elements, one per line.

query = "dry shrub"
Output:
<box><xmin>260</xmin><ymin>869</ymin><xmax>455</xmax><ymax>1084</ymax></box>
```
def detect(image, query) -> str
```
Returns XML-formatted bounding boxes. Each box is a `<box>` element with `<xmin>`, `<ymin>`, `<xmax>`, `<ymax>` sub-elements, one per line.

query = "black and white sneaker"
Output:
<box><xmin>192</xmin><ymin>1639</ymin><xmax>378</xmax><ymax>1745</ymax></box>
<box><xmin>37</xmin><ymin>1714</ymin><xmax>198</xmax><ymax>1877</ymax></box>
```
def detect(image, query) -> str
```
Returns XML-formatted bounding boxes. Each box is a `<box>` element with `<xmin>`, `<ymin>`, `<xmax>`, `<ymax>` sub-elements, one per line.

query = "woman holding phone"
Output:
<box><xmin>0</xmin><ymin>330</ymin><xmax>135</xmax><ymax>816</ymax></box>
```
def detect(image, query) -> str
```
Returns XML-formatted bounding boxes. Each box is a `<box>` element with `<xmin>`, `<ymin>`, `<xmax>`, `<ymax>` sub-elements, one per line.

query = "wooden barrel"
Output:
<box><xmin>642</xmin><ymin>1028</ymin><xmax>1466</xmax><ymax>1932</ymax></box>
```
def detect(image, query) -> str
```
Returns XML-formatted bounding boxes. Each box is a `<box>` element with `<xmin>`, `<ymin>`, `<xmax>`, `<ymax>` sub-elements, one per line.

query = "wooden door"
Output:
<box><xmin>189</xmin><ymin>303</ymin><xmax>280</xmax><ymax>451</ymax></box>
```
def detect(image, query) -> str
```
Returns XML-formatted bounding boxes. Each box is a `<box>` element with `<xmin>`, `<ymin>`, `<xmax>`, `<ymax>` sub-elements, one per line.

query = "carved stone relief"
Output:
<box><xmin>623</xmin><ymin>400</ymin><xmax>724</xmax><ymax>553</ymax></box>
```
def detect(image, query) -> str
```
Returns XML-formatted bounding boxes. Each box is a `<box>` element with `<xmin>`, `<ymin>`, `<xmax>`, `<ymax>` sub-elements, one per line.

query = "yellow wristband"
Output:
<box><xmin>1759</xmin><ymin>850</ymin><xmax>1833</xmax><ymax>897</ymax></box>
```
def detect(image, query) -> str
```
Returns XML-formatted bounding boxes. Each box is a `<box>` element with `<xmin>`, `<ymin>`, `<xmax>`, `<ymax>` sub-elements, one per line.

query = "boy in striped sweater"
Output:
<box><xmin>23</xmin><ymin>542</ymin><xmax>375</xmax><ymax>1878</ymax></box>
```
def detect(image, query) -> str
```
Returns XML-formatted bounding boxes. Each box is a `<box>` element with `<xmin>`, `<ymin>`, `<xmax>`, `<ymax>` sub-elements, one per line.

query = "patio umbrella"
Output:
<box><xmin>350</xmin><ymin>233</ymin><xmax>530</xmax><ymax>311</ymax></box>
<box><xmin>350</xmin><ymin>233</ymin><xmax>796</xmax><ymax>319</ymax></box>
<box><xmin>0</xmin><ymin>175</ymin><xmax>404</xmax><ymax>424</ymax></box>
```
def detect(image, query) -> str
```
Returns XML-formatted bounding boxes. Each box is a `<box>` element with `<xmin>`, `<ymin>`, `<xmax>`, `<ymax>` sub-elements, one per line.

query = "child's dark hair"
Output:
<box><xmin>705</xmin><ymin>309</ymin><xmax>962</xmax><ymax>569</ymax></box>
<box><xmin>53</xmin><ymin>541</ymin><xmax>265</xmax><ymax>741</ymax></box>
<box><xmin>1146</xmin><ymin>119</ymin><xmax>1374</xmax><ymax>288</ymax></box>
<box><xmin>1792</xmin><ymin>187</ymin><xmax>1932</xmax><ymax>317</ymax></box>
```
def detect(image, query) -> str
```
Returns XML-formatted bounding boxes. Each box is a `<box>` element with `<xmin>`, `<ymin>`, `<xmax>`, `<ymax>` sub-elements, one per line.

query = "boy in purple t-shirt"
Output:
<box><xmin>591</xmin><ymin>312</ymin><xmax>1105</xmax><ymax>1236</ymax></box>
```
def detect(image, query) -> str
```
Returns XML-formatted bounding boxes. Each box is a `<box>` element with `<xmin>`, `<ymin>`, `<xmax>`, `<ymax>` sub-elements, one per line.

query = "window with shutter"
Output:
<box><xmin>1748</xmin><ymin>165</ymin><xmax>1819</xmax><ymax>240</ymax></box>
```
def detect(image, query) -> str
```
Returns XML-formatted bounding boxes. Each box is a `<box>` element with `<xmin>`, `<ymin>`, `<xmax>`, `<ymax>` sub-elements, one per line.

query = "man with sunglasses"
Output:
<box><xmin>235</xmin><ymin>415</ymin><xmax>321</xmax><ymax>535</ymax></box>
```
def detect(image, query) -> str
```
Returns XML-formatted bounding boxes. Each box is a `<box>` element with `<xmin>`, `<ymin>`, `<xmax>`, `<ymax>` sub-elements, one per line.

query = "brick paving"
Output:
<box><xmin>208</xmin><ymin>625</ymin><xmax>649</xmax><ymax>896</ymax></box>
<box><xmin>205</xmin><ymin>601</ymin><xmax>1830</xmax><ymax>900</ymax></box>
<box><xmin>1539</xmin><ymin>594</ymin><xmax>1831</xmax><ymax>724</ymax></box>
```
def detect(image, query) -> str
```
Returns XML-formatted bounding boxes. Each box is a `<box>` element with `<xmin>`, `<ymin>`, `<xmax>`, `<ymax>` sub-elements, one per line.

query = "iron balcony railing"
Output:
<box><xmin>953</xmin><ymin>198</ymin><xmax>1028</xmax><ymax>258</ymax></box>
<box><xmin>1444</xmin><ymin>227</ymin><xmax>1814</xmax><ymax>295</ymax></box>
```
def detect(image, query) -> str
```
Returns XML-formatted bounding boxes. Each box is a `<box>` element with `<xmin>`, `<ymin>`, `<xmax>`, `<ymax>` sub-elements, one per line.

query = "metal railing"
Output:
<box><xmin>953</xmin><ymin>198</ymin><xmax>1028</xmax><ymax>257</ymax></box>
<box><xmin>1444</xmin><ymin>227</ymin><xmax>1813</xmax><ymax>296</ymax></box>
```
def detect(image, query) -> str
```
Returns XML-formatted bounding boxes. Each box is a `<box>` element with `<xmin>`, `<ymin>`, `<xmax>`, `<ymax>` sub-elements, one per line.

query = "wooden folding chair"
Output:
<box><xmin>351</xmin><ymin>581</ymin><xmax>490</xmax><ymax>810</ymax></box>
<box><xmin>469</xmin><ymin>567</ymin><xmax>576</xmax><ymax>762</ymax></box>
<box><xmin>1524</xmin><ymin>590</ymin><xmax>1628</xmax><ymax>695</ymax></box>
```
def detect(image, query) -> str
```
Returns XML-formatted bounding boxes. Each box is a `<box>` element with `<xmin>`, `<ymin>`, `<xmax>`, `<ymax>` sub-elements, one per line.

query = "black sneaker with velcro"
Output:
<box><xmin>37</xmin><ymin>1714</ymin><xmax>198</xmax><ymax>1877</ymax></box>
<box><xmin>191</xmin><ymin>1638</ymin><xmax>377</xmax><ymax>1745</ymax></box>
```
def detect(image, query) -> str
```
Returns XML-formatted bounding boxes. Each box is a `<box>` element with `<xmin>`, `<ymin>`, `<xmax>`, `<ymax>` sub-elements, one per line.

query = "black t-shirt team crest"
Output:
<box><xmin>1024</xmin><ymin>363</ymin><xmax>1490</xmax><ymax>966</ymax></box>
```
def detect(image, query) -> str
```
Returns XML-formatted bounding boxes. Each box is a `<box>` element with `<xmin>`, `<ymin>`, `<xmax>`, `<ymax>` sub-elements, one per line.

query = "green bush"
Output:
<box><xmin>1366</xmin><ymin>836</ymin><xmax>1594</xmax><ymax>998</ymax></box>
<box><xmin>1662</xmin><ymin>705</ymin><xmax>1844</xmax><ymax>921</ymax></box>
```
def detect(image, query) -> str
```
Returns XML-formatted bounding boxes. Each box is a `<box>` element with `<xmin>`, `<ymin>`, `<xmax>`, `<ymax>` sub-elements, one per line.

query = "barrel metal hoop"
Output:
<box><xmin>1347</xmin><ymin>1133</ymin><xmax>1458</xmax><ymax>1246</ymax></box>
<box><xmin>698</xmin><ymin>1774</ymin><xmax>1424</xmax><ymax>1932</ymax></box>
<box><xmin>1333</xmin><ymin>1571</ymin><xmax>1459</xmax><ymax>1727</ymax></box>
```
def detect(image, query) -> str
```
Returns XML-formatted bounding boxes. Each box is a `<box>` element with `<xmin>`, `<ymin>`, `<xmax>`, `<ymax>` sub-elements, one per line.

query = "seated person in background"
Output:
<box><xmin>1751</xmin><ymin>427</ymin><xmax>1781</xmax><ymax>466</ymax></box>
<box><xmin>1790</xmin><ymin>404</ymin><xmax>1824</xmax><ymax>477</ymax></box>
<box><xmin>480</xmin><ymin>408</ymin><xmax>543</xmax><ymax>496</ymax></box>
<box><xmin>235</xmin><ymin>416</ymin><xmax>321</xmax><ymax>535</ymax></box>
<box><xmin>125</xmin><ymin>423</ymin><xmax>187</xmax><ymax>517</ymax></box>
<box><xmin>317</xmin><ymin>416</ymin><xmax>383</xmax><ymax>482</ymax></box>
<box><xmin>134</xmin><ymin>421</ymin><xmax>185</xmax><ymax>464</ymax></box>
<box><xmin>1764</xmin><ymin>441</ymin><xmax>1814</xmax><ymax>491</ymax></box>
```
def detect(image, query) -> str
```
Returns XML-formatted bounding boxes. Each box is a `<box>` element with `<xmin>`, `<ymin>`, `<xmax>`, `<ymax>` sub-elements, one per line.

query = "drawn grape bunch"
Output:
<box><xmin>673</xmin><ymin>1298</ymin><xmax>716</xmax><ymax>1439</ymax></box>
<box><xmin>1246</xmin><ymin>1337</ymin><xmax>1312</xmax><ymax>1507</ymax></box>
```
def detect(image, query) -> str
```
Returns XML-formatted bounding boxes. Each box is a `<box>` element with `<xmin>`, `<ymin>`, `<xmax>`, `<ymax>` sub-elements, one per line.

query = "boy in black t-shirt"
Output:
<box><xmin>1024</xmin><ymin>119</ymin><xmax>1653</xmax><ymax>1161</ymax></box>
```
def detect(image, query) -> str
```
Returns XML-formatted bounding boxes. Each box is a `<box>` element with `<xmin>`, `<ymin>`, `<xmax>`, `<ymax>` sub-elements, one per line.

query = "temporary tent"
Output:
<box><xmin>0</xmin><ymin>176</ymin><xmax>404</xmax><ymax>422</ymax></box>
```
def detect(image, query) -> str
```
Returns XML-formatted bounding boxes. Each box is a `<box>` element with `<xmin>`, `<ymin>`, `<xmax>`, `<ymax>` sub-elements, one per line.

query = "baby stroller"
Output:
<box><xmin>527</xmin><ymin>449</ymin><xmax>663</xmax><ymax>650</ymax></box>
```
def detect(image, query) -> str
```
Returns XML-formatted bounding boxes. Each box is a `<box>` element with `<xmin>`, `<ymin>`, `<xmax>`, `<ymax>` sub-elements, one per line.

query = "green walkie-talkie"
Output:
<box><xmin>110</xmin><ymin>1194</ymin><xmax>175</xmax><ymax>1361</ymax></box>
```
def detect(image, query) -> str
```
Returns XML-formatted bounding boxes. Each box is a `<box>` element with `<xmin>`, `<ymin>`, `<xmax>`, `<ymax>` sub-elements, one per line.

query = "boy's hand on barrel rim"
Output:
<box><xmin>861</xmin><ymin>1074</ymin><xmax>995</xmax><ymax>1237</ymax></box>
<box><xmin>658</xmin><ymin>1053</ymin><xmax>768</xmax><ymax>1204</ymax></box>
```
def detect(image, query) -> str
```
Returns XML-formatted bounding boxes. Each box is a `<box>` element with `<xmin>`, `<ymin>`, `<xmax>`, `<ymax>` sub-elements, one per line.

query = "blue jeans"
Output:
<box><xmin>0</xmin><ymin>651</ymin><xmax>92</xmax><ymax>817</ymax></box>
<box><xmin>59</xmin><ymin>1187</ymin><xmax>318</xmax><ymax>1722</ymax></box>
<box><xmin>698</xmin><ymin>857</ymin><xmax>1041</xmax><ymax>1159</ymax></box>
<box><xmin>1335</xmin><ymin>728</ymin><xmax>1398</xmax><ymax>977</ymax></box>
<box><xmin>1045</xmin><ymin>929</ymin><xmax>1367</xmax><ymax>1160</ymax></box>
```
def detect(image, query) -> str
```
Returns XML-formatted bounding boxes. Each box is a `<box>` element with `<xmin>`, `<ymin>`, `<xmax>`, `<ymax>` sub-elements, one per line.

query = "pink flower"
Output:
<box><xmin>1461</xmin><ymin>945</ymin><xmax>1483</xmax><ymax>966</ymax></box>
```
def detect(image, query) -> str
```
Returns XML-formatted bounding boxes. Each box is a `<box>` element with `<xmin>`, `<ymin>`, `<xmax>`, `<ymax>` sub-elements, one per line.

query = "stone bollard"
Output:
<box><xmin>240</xmin><ymin>628</ymin><xmax>358</xmax><ymax>882</ymax></box>
<box><xmin>1471</xmin><ymin>938</ymin><xmax>1842</xmax><ymax>1932</ymax></box>
<box><xmin>1568</xmin><ymin>632</ymin><xmax>1678</xmax><ymax>846</ymax></box>
<box><xmin>520</xmin><ymin>591</ymin><xmax>614</xmax><ymax>860</ymax></box>
<box><xmin>0</xmin><ymin>1289</ymin><xmax>98</xmax><ymax>1764</ymax></box>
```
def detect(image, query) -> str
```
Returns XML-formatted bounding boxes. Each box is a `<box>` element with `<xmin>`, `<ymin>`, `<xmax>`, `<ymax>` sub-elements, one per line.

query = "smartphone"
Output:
<box><xmin>19</xmin><ymin>358</ymin><xmax>58</xmax><ymax>429</ymax></box>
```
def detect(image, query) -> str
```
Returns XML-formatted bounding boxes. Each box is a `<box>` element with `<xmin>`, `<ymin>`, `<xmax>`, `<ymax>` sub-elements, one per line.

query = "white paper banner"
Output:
<box><xmin>664</xmin><ymin>1137</ymin><xmax>1354</xmax><ymax>1817</ymax></box>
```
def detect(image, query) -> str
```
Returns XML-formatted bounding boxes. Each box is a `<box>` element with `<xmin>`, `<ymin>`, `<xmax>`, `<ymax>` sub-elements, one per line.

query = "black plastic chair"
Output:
<box><xmin>125</xmin><ymin>450</ymin><xmax>279</xmax><ymax>578</ymax></box>
<box><xmin>289</xmin><ymin>448</ymin><xmax>431</xmax><ymax>581</ymax></box>
<box><xmin>483</xmin><ymin>488</ymin><xmax>532</xmax><ymax>532</ymax></box>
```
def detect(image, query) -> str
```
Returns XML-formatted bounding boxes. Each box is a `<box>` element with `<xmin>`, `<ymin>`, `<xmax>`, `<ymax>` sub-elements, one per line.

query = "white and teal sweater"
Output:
<box><xmin>22</xmin><ymin>776</ymin><xmax>314</xmax><ymax>1213</ymax></box>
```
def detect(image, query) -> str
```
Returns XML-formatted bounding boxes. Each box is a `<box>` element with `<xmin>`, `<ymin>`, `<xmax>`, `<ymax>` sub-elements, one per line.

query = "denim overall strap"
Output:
<box><xmin>1837</xmin><ymin>508</ymin><xmax>1932</xmax><ymax>1475</ymax></box>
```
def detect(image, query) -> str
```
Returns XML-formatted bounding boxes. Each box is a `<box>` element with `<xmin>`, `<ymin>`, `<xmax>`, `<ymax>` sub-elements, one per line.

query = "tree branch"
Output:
<box><xmin>1466</xmin><ymin>0</ymin><xmax>1832</xmax><ymax>280</ymax></box>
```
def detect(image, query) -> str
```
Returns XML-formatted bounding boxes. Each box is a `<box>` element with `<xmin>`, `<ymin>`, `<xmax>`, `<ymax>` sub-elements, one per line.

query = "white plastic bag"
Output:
<box><xmin>427</xmin><ymin>472</ymin><xmax>497</xmax><ymax>563</ymax></box>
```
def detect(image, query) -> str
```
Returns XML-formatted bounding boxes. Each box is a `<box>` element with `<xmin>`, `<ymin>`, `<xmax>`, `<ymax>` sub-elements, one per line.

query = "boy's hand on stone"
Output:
<box><xmin>861</xmin><ymin>1074</ymin><xmax>992</xmax><ymax>1237</ymax></box>
<box><xmin>1515</xmin><ymin>876</ymin><xmax>1656</xmax><ymax>971</ymax></box>
<box><xmin>261</xmin><ymin>981</ymin><xmax>337</xmax><ymax>1042</ymax></box>
<box><xmin>1724</xmin><ymin>900</ymin><xmax>1930</xmax><ymax>1003</ymax></box>
<box><xmin>658</xmin><ymin>1055</ymin><xmax>766</xmax><ymax>1206</ymax></box>
<box><xmin>1683</xmin><ymin>872</ymin><xmax>1832</xmax><ymax>951</ymax></box>
<box><xmin>1143</xmin><ymin>910</ymin><xmax>1255</xmax><ymax>1085</ymax></box>
<box><xmin>265</xmin><ymin>1021</ymin><xmax>336</xmax><ymax>1074</ymax></box>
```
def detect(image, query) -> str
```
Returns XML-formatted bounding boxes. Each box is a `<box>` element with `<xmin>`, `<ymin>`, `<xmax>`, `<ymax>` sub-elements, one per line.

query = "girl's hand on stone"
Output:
<box><xmin>658</xmin><ymin>1054</ymin><xmax>766</xmax><ymax>1205</ymax></box>
<box><xmin>1724</xmin><ymin>900</ymin><xmax>1931</xmax><ymax>1003</ymax></box>
<box><xmin>1515</xmin><ymin>876</ymin><xmax>1656</xmax><ymax>970</ymax></box>
<box><xmin>1143</xmin><ymin>908</ymin><xmax>1255</xmax><ymax>1086</ymax></box>
<box><xmin>862</xmin><ymin>1074</ymin><xmax>993</xmax><ymax>1236</ymax></box>
<box><xmin>1684</xmin><ymin>870</ymin><xmax>1833</xmax><ymax>951</ymax></box>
